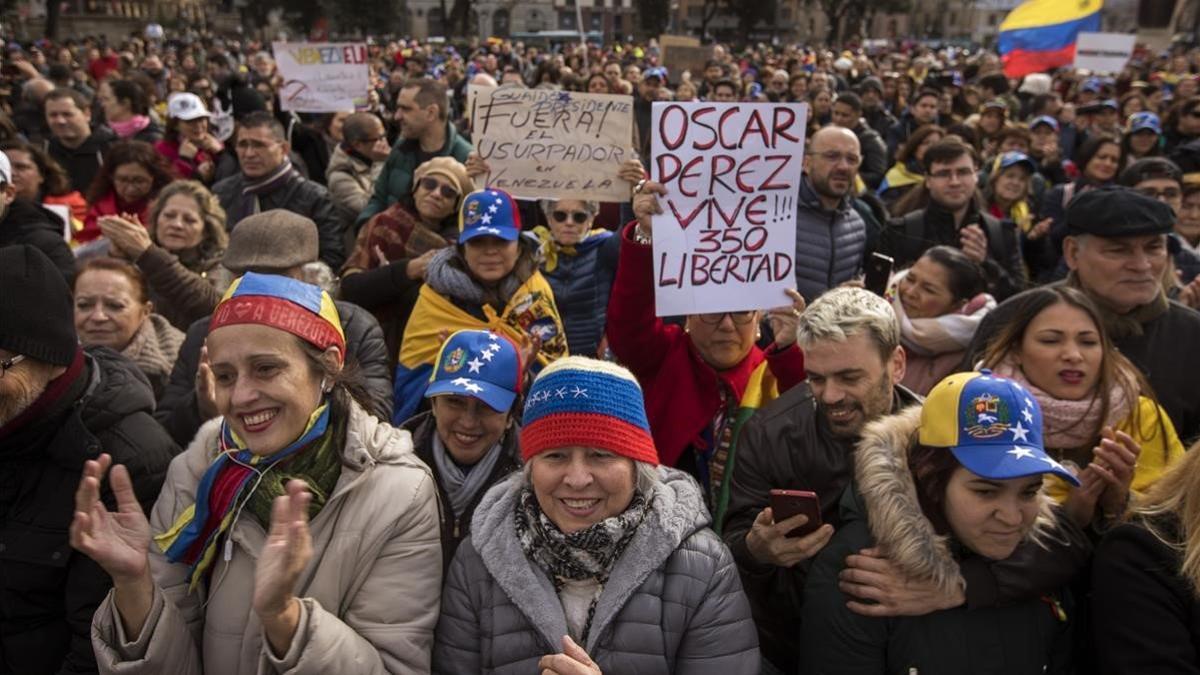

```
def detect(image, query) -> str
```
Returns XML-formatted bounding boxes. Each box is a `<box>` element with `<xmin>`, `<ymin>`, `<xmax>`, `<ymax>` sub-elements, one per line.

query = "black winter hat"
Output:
<box><xmin>0</xmin><ymin>245</ymin><xmax>77</xmax><ymax>366</ymax></box>
<box><xmin>1065</xmin><ymin>186</ymin><xmax>1176</xmax><ymax>239</ymax></box>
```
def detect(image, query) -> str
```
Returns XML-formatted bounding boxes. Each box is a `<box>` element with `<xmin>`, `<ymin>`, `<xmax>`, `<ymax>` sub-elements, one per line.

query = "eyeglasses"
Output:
<box><xmin>814</xmin><ymin>151</ymin><xmax>862</xmax><ymax>166</ymax></box>
<box><xmin>551</xmin><ymin>210</ymin><xmax>590</xmax><ymax>224</ymax></box>
<box><xmin>928</xmin><ymin>167</ymin><xmax>977</xmax><ymax>181</ymax></box>
<box><xmin>1138</xmin><ymin>187</ymin><xmax>1182</xmax><ymax>200</ymax></box>
<box><xmin>419</xmin><ymin>177</ymin><xmax>459</xmax><ymax>200</ymax></box>
<box><xmin>0</xmin><ymin>354</ymin><xmax>24</xmax><ymax>379</ymax></box>
<box><xmin>696</xmin><ymin>311</ymin><xmax>757</xmax><ymax>326</ymax></box>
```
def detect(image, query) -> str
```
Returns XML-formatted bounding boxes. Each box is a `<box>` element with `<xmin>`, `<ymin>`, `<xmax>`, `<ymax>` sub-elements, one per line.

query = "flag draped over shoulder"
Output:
<box><xmin>391</xmin><ymin>274</ymin><xmax>566</xmax><ymax>424</ymax></box>
<box><xmin>712</xmin><ymin>360</ymin><xmax>780</xmax><ymax>534</ymax></box>
<box><xmin>999</xmin><ymin>0</ymin><xmax>1103</xmax><ymax>78</ymax></box>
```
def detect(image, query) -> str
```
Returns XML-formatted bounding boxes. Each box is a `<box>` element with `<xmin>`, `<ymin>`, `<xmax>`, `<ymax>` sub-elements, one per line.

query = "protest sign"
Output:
<box><xmin>650</xmin><ymin>102</ymin><xmax>807</xmax><ymax>316</ymax></box>
<box><xmin>273</xmin><ymin>42</ymin><xmax>369</xmax><ymax>112</ymax></box>
<box><xmin>471</xmin><ymin>87</ymin><xmax>634</xmax><ymax>202</ymax></box>
<box><xmin>1074</xmin><ymin>33</ymin><xmax>1136</xmax><ymax>74</ymax></box>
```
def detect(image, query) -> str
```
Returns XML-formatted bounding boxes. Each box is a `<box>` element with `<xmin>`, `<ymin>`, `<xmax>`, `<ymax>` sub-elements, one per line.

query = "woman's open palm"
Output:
<box><xmin>69</xmin><ymin>454</ymin><xmax>151</xmax><ymax>583</ymax></box>
<box><xmin>253</xmin><ymin>480</ymin><xmax>314</xmax><ymax>619</ymax></box>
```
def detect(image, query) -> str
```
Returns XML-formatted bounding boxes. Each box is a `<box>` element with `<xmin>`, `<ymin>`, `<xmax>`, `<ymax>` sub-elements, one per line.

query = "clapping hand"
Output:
<box><xmin>99</xmin><ymin>213</ymin><xmax>152</xmax><ymax>259</ymax></box>
<box><xmin>254</xmin><ymin>480</ymin><xmax>314</xmax><ymax>656</ymax></box>
<box><xmin>69</xmin><ymin>453</ymin><xmax>151</xmax><ymax>584</ymax></box>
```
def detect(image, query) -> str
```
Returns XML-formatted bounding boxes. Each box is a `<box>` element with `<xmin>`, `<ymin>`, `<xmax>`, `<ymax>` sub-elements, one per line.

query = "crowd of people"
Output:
<box><xmin>3</xmin><ymin>24</ymin><xmax>1200</xmax><ymax>675</ymax></box>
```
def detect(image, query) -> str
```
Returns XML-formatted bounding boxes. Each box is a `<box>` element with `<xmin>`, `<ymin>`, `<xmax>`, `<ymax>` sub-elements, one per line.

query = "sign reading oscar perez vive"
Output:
<box><xmin>472</xmin><ymin>87</ymin><xmax>634</xmax><ymax>202</ymax></box>
<box><xmin>650</xmin><ymin>102</ymin><xmax>807</xmax><ymax>317</ymax></box>
<box><xmin>273</xmin><ymin>42</ymin><xmax>369</xmax><ymax>113</ymax></box>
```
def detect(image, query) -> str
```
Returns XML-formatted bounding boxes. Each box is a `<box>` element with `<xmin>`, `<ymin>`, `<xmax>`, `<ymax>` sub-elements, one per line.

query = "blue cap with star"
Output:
<box><xmin>424</xmin><ymin>329</ymin><xmax>523</xmax><ymax>412</ymax></box>
<box><xmin>918</xmin><ymin>370</ymin><xmax>1080</xmax><ymax>486</ymax></box>
<box><xmin>458</xmin><ymin>188</ymin><xmax>522</xmax><ymax>244</ymax></box>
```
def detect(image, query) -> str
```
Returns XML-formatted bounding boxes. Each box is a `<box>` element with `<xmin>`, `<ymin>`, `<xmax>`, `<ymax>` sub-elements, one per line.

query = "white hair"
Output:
<box><xmin>796</xmin><ymin>286</ymin><xmax>900</xmax><ymax>358</ymax></box>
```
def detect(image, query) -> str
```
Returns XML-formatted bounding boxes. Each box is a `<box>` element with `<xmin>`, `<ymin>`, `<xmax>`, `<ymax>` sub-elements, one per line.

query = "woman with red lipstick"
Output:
<box><xmin>72</xmin><ymin>272</ymin><xmax>443</xmax><ymax>673</ymax></box>
<box><xmin>978</xmin><ymin>285</ymin><xmax>1184</xmax><ymax>528</ymax></box>
<box><xmin>435</xmin><ymin>357</ymin><xmax>759</xmax><ymax>674</ymax></box>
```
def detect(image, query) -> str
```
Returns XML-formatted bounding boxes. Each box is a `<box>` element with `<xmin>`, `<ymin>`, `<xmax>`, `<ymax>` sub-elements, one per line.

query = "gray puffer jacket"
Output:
<box><xmin>434</xmin><ymin>468</ymin><xmax>759</xmax><ymax>674</ymax></box>
<box><xmin>794</xmin><ymin>176</ymin><xmax>867</xmax><ymax>302</ymax></box>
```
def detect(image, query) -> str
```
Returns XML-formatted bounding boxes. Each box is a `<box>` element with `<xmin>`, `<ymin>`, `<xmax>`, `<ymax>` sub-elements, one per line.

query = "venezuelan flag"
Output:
<box><xmin>999</xmin><ymin>0</ymin><xmax>1103</xmax><ymax>78</ymax></box>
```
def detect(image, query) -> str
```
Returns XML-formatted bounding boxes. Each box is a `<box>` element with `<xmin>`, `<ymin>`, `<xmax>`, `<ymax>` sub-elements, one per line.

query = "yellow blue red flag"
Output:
<box><xmin>999</xmin><ymin>0</ymin><xmax>1103</xmax><ymax>78</ymax></box>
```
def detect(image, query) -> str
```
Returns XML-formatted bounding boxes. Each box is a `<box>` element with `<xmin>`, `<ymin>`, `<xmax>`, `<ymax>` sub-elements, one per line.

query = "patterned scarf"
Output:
<box><xmin>154</xmin><ymin>401</ymin><xmax>343</xmax><ymax>592</ymax></box>
<box><xmin>233</xmin><ymin>158</ymin><xmax>299</xmax><ymax>223</ymax></box>
<box><xmin>992</xmin><ymin>357</ymin><xmax>1135</xmax><ymax>451</ymax></box>
<box><xmin>515</xmin><ymin>487</ymin><xmax>649</xmax><ymax>643</ymax></box>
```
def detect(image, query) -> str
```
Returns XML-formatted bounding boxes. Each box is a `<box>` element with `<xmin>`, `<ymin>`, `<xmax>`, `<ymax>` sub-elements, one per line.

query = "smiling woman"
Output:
<box><xmin>75</xmin><ymin>272</ymin><xmax>443</xmax><ymax>674</ymax></box>
<box><xmin>105</xmin><ymin>180</ymin><xmax>232</xmax><ymax>331</ymax></box>
<box><xmin>434</xmin><ymin>356</ymin><xmax>760</xmax><ymax>675</ymax></box>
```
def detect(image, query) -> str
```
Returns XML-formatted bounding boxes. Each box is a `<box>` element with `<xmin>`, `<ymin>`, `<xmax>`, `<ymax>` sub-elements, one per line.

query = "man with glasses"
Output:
<box><xmin>794</xmin><ymin>127</ymin><xmax>868</xmax><ymax>302</ymax></box>
<box><xmin>327</xmin><ymin>112</ymin><xmax>391</xmax><ymax>218</ymax></box>
<box><xmin>880</xmin><ymin>139</ymin><xmax>1026</xmax><ymax>300</ymax></box>
<box><xmin>212</xmin><ymin>111</ymin><xmax>347</xmax><ymax>269</ymax></box>
<box><xmin>0</xmin><ymin>245</ymin><xmax>175</xmax><ymax>675</ymax></box>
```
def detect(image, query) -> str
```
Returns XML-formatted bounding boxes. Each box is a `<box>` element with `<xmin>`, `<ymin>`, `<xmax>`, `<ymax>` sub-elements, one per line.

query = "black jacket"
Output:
<box><xmin>0</xmin><ymin>348</ymin><xmax>176</xmax><ymax>675</ymax></box>
<box><xmin>44</xmin><ymin>127</ymin><xmax>116</xmax><ymax>195</ymax></box>
<box><xmin>1092</xmin><ymin>515</ymin><xmax>1200</xmax><ymax>674</ymax></box>
<box><xmin>154</xmin><ymin>300</ymin><xmax>394</xmax><ymax>447</ymax></box>
<box><xmin>402</xmin><ymin>411</ymin><xmax>521</xmax><ymax>570</ymax></box>
<box><xmin>0</xmin><ymin>199</ymin><xmax>76</xmax><ymax>284</ymax></box>
<box><xmin>881</xmin><ymin>202</ymin><xmax>1027</xmax><ymax>301</ymax></box>
<box><xmin>211</xmin><ymin>170</ymin><xmax>347</xmax><ymax>270</ymax></box>
<box><xmin>854</xmin><ymin>120</ymin><xmax>889</xmax><ymax>190</ymax></box>
<box><xmin>723</xmin><ymin>382</ymin><xmax>1091</xmax><ymax>672</ymax></box>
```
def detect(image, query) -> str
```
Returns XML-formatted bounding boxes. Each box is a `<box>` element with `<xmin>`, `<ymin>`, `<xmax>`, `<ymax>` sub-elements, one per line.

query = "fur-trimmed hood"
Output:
<box><xmin>852</xmin><ymin>406</ymin><xmax>1059</xmax><ymax>593</ymax></box>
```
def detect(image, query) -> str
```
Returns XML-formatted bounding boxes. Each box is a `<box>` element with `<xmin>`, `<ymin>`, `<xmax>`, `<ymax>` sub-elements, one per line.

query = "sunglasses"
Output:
<box><xmin>552</xmin><ymin>210</ymin><xmax>589</xmax><ymax>224</ymax></box>
<box><xmin>419</xmin><ymin>176</ymin><xmax>459</xmax><ymax>200</ymax></box>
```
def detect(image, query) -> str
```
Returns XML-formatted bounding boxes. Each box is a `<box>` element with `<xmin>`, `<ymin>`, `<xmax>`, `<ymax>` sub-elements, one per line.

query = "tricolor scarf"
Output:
<box><xmin>232</xmin><ymin>159</ymin><xmax>300</xmax><ymax>224</ymax></box>
<box><xmin>530</xmin><ymin>226</ymin><xmax>612</xmax><ymax>273</ymax></box>
<box><xmin>711</xmin><ymin>360</ymin><xmax>780</xmax><ymax>532</ymax></box>
<box><xmin>877</xmin><ymin>159</ymin><xmax>924</xmax><ymax>197</ymax></box>
<box><xmin>154</xmin><ymin>401</ymin><xmax>341</xmax><ymax>592</ymax></box>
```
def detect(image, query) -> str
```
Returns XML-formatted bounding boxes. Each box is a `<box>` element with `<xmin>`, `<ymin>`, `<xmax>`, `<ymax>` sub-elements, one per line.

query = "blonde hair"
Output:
<box><xmin>148</xmin><ymin>180</ymin><xmax>229</xmax><ymax>255</ymax></box>
<box><xmin>796</xmin><ymin>286</ymin><xmax>900</xmax><ymax>360</ymax></box>
<box><xmin>1131</xmin><ymin>440</ymin><xmax>1200</xmax><ymax>592</ymax></box>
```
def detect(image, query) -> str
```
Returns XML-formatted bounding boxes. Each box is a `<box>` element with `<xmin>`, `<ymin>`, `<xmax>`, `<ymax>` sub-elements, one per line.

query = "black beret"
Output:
<box><xmin>1065</xmin><ymin>186</ymin><xmax>1176</xmax><ymax>238</ymax></box>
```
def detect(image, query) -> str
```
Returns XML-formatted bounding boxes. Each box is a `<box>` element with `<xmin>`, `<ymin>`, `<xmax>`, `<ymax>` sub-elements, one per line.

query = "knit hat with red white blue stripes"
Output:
<box><xmin>519</xmin><ymin>356</ymin><xmax>659</xmax><ymax>465</ymax></box>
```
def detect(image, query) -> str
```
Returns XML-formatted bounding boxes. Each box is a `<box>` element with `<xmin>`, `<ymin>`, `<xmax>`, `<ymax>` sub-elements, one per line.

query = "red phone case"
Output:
<box><xmin>769</xmin><ymin>489</ymin><xmax>822</xmax><ymax>538</ymax></box>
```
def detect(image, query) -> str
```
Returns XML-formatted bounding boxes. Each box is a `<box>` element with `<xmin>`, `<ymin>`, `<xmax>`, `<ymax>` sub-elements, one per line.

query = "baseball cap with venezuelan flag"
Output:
<box><xmin>209</xmin><ymin>272</ymin><xmax>345</xmax><ymax>361</ymax></box>
<box><xmin>425</xmin><ymin>329</ymin><xmax>522</xmax><ymax>413</ymax></box>
<box><xmin>919</xmin><ymin>370</ymin><xmax>1079</xmax><ymax>486</ymax></box>
<box><xmin>459</xmin><ymin>189</ymin><xmax>521</xmax><ymax>244</ymax></box>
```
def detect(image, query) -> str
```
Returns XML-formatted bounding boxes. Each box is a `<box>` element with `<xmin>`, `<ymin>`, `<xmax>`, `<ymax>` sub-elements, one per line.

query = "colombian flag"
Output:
<box><xmin>999</xmin><ymin>0</ymin><xmax>1103</xmax><ymax>78</ymax></box>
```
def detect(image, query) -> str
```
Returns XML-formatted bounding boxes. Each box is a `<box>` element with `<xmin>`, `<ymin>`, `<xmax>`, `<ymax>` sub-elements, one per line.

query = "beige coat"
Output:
<box><xmin>91</xmin><ymin>400</ymin><xmax>443</xmax><ymax>674</ymax></box>
<box><xmin>326</xmin><ymin>144</ymin><xmax>383</xmax><ymax>217</ymax></box>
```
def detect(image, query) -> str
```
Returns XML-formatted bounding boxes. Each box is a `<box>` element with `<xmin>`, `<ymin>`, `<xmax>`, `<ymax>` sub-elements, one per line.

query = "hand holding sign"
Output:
<box><xmin>650</xmin><ymin>102</ymin><xmax>808</xmax><ymax>317</ymax></box>
<box><xmin>633</xmin><ymin>181</ymin><xmax>668</xmax><ymax>237</ymax></box>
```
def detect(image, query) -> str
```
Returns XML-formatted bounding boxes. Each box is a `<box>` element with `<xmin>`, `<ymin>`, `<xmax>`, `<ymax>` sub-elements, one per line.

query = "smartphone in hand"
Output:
<box><xmin>864</xmin><ymin>252</ymin><xmax>895</xmax><ymax>297</ymax></box>
<box><xmin>769</xmin><ymin>489</ymin><xmax>822</xmax><ymax>538</ymax></box>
